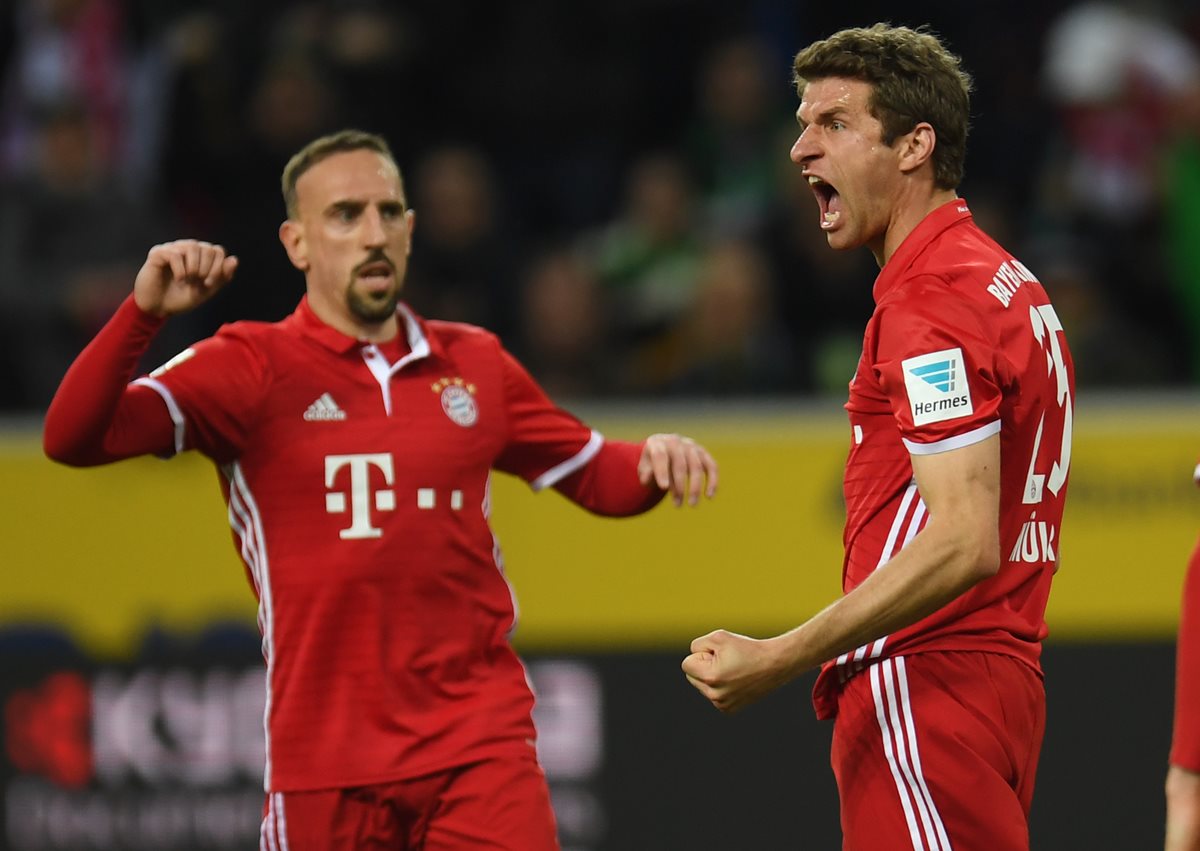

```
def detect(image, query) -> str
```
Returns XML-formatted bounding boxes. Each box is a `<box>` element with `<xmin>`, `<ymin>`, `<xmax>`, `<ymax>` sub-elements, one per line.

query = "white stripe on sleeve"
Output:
<box><xmin>530</xmin><ymin>430</ymin><xmax>604</xmax><ymax>492</ymax></box>
<box><xmin>131</xmin><ymin>376</ymin><xmax>185</xmax><ymax>455</ymax></box>
<box><xmin>903</xmin><ymin>420</ymin><xmax>1000</xmax><ymax>456</ymax></box>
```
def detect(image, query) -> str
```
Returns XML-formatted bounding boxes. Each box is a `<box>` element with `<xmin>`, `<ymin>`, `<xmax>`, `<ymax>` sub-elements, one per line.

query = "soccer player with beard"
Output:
<box><xmin>43</xmin><ymin>129</ymin><xmax>718</xmax><ymax>850</ymax></box>
<box><xmin>683</xmin><ymin>25</ymin><xmax>1074</xmax><ymax>851</ymax></box>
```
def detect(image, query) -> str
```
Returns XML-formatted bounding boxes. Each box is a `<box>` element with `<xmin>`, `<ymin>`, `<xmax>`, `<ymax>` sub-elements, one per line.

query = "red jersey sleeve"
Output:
<box><xmin>493</xmin><ymin>345</ymin><xmax>662</xmax><ymax>516</ymax></box>
<box><xmin>872</xmin><ymin>276</ymin><xmax>1003</xmax><ymax>453</ymax></box>
<box><xmin>43</xmin><ymin>295</ymin><xmax>177</xmax><ymax>465</ymax></box>
<box><xmin>140</xmin><ymin>324</ymin><xmax>270</xmax><ymax>463</ymax></box>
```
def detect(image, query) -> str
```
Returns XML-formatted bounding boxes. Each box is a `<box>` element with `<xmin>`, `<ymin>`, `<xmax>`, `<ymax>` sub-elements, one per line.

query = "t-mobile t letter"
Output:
<box><xmin>324</xmin><ymin>453</ymin><xmax>396</xmax><ymax>539</ymax></box>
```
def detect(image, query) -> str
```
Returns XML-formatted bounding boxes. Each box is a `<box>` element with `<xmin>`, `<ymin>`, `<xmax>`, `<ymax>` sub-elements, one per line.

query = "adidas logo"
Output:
<box><xmin>303</xmin><ymin>393</ymin><xmax>347</xmax><ymax>422</ymax></box>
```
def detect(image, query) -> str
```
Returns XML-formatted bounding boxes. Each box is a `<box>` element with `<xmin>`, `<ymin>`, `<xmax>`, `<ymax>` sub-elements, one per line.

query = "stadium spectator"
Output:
<box><xmin>1</xmin><ymin>2</ymin><xmax>1191</xmax><ymax>409</ymax></box>
<box><xmin>658</xmin><ymin>237</ymin><xmax>797</xmax><ymax>395</ymax></box>
<box><xmin>0</xmin><ymin>0</ymin><xmax>129</xmax><ymax>180</ymax></box>
<box><xmin>1162</xmin><ymin>76</ymin><xmax>1200</xmax><ymax>382</ymax></box>
<box><xmin>517</xmin><ymin>244</ymin><xmax>612</xmax><ymax>398</ymax></box>
<box><xmin>404</xmin><ymin>144</ymin><xmax>521</xmax><ymax>344</ymax></box>
<box><xmin>683</xmin><ymin>24</ymin><xmax>1075</xmax><ymax>851</ymax></box>
<box><xmin>41</xmin><ymin>128</ymin><xmax>718</xmax><ymax>850</ymax></box>
<box><xmin>0</xmin><ymin>99</ymin><xmax>169</xmax><ymax>410</ymax></box>
<box><xmin>1037</xmin><ymin>1</ymin><xmax>1200</xmax><ymax>384</ymax></box>
<box><xmin>685</xmin><ymin>35</ymin><xmax>789</xmax><ymax>238</ymax></box>
<box><xmin>759</xmin><ymin>131</ymin><xmax>877</xmax><ymax>393</ymax></box>
<box><xmin>583</xmin><ymin>151</ymin><xmax>703</xmax><ymax>393</ymax></box>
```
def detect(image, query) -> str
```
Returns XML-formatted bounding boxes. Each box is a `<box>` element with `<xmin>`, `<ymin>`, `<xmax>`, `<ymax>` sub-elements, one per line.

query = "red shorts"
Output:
<box><xmin>1171</xmin><ymin>536</ymin><xmax>1200</xmax><ymax>772</ymax></box>
<box><xmin>258</xmin><ymin>751</ymin><xmax>559</xmax><ymax>850</ymax></box>
<box><xmin>831</xmin><ymin>651</ymin><xmax>1045</xmax><ymax>851</ymax></box>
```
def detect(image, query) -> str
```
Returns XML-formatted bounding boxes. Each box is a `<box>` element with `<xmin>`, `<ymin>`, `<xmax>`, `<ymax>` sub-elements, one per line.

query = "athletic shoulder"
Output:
<box><xmin>215</xmin><ymin>317</ymin><xmax>290</xmax><ymax>342</ymax></box>
<box><xmin>425</xmin><ymin>318</ymin><xmax>505</xmax><ymax>354</ymax></box>
<box><xmin>891</xmin><ymin>225</ymin><xmax>1033</xmax><ymax>317</ymax></box>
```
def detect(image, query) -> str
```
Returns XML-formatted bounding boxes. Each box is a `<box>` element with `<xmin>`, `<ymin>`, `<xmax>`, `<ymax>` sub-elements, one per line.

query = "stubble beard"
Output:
<box><xmin>347</xmin><ymin>284</ymin><xmax>400</xmax><ymax>323</ymax></box>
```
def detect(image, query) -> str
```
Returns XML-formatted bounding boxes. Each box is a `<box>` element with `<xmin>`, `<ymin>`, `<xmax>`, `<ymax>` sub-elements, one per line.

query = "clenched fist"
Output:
<box><xmin>134</xmin><ymin>239</ymin><xmax>239</xmax><ymax>318</ymax></box>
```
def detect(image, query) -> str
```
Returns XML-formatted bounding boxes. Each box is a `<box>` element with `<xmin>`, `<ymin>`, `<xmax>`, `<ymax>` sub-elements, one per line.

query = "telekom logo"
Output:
<box><xmin>324</xmin><ymin>453</ymin><xmax>395</xmax><ymax>539</ymax></box>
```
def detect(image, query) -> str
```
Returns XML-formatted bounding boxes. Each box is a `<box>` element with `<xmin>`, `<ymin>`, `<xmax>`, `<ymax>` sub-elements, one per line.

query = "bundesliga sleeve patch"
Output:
<box><xmin>149</xmin><ymin>347</ymin><xmax>196</xmax><ymax>377</ymax></box>
<box><xmin>901</xmin><ymin>347</ymin><xmax>974</xmax><ymax>426</ymax></box>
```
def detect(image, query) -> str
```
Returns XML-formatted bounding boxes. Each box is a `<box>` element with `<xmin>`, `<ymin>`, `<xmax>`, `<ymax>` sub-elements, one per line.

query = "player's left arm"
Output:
<box><xmin>683</xmin><ymin>432</ymin><xmax>999</xmax><ymax>713</ymax></box>
<box><xmin>552</xmin><ymin>433</ymin><xmax>718</xmax><ymax>515</ymax></box>
<box><xmin>493</xmin><ymin>341</ymin><xmax>717</xmax><ymax>514</ymax></box>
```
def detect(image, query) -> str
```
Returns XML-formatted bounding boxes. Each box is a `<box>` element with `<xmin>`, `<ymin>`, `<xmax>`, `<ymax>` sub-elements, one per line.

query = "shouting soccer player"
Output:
<box><xmin>44</xmin><ymin>129</ymin><xmax>718</xmax><ymax>850</ymax></box>
<box><xmin>683</xmin><ymin>24</ymin><xmax>1074</xmax><ymax>851</ymax></box>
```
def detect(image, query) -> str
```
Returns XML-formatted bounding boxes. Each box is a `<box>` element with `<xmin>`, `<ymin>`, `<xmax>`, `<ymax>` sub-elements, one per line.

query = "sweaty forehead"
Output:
<box><xmin>797</xmin><ymin>77</ymin><xmax>873</xmax><ymax>122</ymax></box>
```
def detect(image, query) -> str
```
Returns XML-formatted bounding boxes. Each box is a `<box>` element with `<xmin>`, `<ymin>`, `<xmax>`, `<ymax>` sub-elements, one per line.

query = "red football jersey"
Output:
<box><xmin>133</xmin><ymin>299</ymin><xmax>616</xmax><ymax>791</ymax></box>
<box><xmin>813</xmin><ymin>200</ymin><xmax>1075</xmax><ymax>719</ymax></box>
<box><xmin>1170</xmin><ymin>461</ymin><xmax>1200</xmax><ymax>771</ymax></box>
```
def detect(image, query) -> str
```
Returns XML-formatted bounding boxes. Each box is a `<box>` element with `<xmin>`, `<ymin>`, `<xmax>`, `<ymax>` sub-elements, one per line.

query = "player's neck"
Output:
<box><xmin>352</xmin><ymin>318</ymin><xmax>400</xmax><ymax>344</ymax></box>
<box><xmin>875</xmin><ymin>187</ymin><xmax>959</xmax><ymax>268</ymax></box>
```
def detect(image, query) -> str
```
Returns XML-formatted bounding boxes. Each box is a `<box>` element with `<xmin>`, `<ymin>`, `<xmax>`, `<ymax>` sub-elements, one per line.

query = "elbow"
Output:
<box><xmin>43</xmin><ymin>431</ymin><xmax>97</xmax><ymax>468</ymax></box>
<box><xmin>43</xmin><ymin>431</ymin><xmax>72</xmax><ymax>465</ymax></box>
<box><xmin>964</xmin><ymin>541</ymin><xmax>1002</xmax><ymax>583</ymax></box>
<box><xmin>973</xmin><ymin>549</ymin><xmax>1002</xmax><ymax>581</ymax></box>
<box><xmin>42</xmin><ymin>407</ymin><xmax>82</xmax><ymax>466</ymax></box>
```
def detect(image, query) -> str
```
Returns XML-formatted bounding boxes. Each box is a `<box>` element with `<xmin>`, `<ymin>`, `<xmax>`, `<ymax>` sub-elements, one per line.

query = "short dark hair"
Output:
<box><xmin>792</xmin><ymin>24</ymin><xmax>973</xmax><ymax>190</ymax></box>
<box><xmin>281</xmin><ymin>129</ymin><xmax>403</xmax><ymax>217</ymax></box>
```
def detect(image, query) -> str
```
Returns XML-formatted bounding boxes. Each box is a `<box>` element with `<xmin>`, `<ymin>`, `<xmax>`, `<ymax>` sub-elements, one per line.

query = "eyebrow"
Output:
<box><xmin>795</xmin><ymin>106</ymin><xmax>849</xmax><ymax>131</ymax></box>
<box><xmin>324</xmin><ymin>198</ymin><xmax>406</xmax><ymax>216</ymax></box>
<box><xmin>326</xmin><ymin>199</ymin><xmax>364</xmax><ymax>215</ymax></box>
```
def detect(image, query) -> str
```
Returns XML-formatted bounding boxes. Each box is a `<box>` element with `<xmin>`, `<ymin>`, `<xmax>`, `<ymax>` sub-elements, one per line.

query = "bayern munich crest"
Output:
<box><xmin>432</xmin><ymin>378</ymin><xmax>478</xmax><ymax>427</ymax></box>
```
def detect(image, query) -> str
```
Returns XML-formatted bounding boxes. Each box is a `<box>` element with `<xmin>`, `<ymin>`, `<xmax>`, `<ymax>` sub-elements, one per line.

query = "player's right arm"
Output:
<box><xmin>43</xmin><ymin>240</ymin><xmax>238</xmax><ymax>467</ymax></box>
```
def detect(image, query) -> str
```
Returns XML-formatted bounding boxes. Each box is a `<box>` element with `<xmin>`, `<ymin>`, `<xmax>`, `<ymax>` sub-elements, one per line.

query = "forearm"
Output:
<box><xmin>1167</xmin><ymin>766</ymin><xmax>1200</xmax><ymax>851</ymax></box>
<box><xmin>773</xmin><ymin>516</ymin><xmax>997</xmax><ymax>678</ymax></box>
<box><xmin>43</xmin><ymin>294</ymin><xmax>175</xmax><ymax>465</ymax></box>
<box><xmin>552</xmin><ymin>439</ymin><xmax>665</xmax><ymax>516</ymax></box>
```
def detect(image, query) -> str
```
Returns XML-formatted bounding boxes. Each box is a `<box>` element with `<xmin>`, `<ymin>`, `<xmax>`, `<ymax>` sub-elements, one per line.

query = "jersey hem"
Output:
<box><xmin>263</xmin><ymin>739</ymin><xmax>538</xmax><ymax>794</ymax></box>
<box><xmin>814</xmin><ymin>641</ymin><xmax>1043</xmax><ymax>720</ymax></box>
<box><xmin>903</xmin><ymin>419</ymin><xmax>1000</xmax><ymax>455</ymax></box>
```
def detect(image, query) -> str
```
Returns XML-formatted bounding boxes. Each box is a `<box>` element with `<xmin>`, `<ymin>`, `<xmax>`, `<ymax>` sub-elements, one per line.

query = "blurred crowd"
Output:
<box><xmin>0</xmin><ymin>0</ymin><xmax>1198</xmax><ymax>412</ymax></box>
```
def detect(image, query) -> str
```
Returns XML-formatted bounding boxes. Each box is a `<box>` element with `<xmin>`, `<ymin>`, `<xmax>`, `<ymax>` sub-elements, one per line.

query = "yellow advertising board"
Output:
<box><xmin>2</xmin><ymin>397</ymin><xmax>1197</xmax><ymax>657</ymax></box>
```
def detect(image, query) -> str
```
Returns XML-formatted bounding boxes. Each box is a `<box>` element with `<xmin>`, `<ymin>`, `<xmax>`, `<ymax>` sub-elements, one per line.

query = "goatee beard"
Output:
<box><xmin>347</xmin><ymin>288</ymin><xmax>399</xmax><ymax>323</ymax></box>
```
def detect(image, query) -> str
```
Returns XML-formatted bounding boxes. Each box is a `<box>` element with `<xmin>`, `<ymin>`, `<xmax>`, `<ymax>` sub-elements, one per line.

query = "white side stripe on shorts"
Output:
<box><xmin>260</xmin><ymin>793</ymin><xmax>278</xmax><ymax>851</ymax></box>
<box><xmin>274</xmin><ymin>793</ymin><xmax>291</xmax><ymax>851</ymax></box>
<box><xmin>260</xmin><ymin>792</ymin><xmax>290</xmax><ymax>851</ymax></box>
<box><xmin>870</xmin><ymin>657</ymin><xmax>953</xmax><ymax>851</ymax></box>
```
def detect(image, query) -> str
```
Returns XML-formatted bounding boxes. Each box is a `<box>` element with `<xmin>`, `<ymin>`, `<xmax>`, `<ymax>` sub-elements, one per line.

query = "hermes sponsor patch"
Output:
<box><xmin>901</xmin><ymin>347</ymin><xmax>973</xmax><ymax>426</ymax></box>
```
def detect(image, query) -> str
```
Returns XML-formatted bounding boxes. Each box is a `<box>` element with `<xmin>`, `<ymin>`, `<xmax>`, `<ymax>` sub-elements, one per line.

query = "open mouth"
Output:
<box><xmin>356</xmin><ymin>260</ymin><xmax>395</xmax><ymax>285</ymax></box>
<box><xmin>807</xmin><ymin>175</ymin><xmax>842</xmax><ymax>230</ymax></box>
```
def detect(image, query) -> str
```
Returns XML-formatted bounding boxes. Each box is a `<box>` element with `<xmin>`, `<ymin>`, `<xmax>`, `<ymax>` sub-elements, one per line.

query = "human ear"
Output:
<box><xmin>898</xmin><ymin>122</ymin><xmax>937</xmax><ymax>176</ymax></box>
<box><xmin>279</xmin><ymin>220</ymin><xmax>310</xmax><ymax>271</ymax></box>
